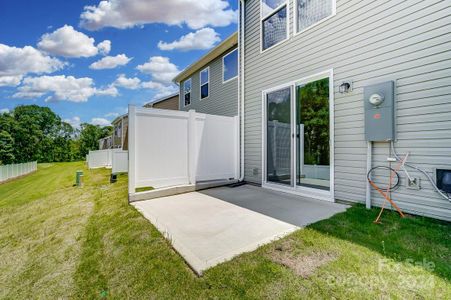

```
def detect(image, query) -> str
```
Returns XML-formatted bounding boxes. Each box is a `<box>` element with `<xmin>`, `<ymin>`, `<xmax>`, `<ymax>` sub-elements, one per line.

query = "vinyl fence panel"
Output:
<box><xmin>130</xmin><ymin>107</ymin><xmax>191</xmax><ymax>190</ymax></box>
<box><xmin>88</xmin><ymin>149</ymin><xmax>114</xmax><ymax>169</ymax></box>
<box><xmin>112</xmin><ymin>150</ymin><xmax>128</xmax><ymax>173</ymax></box>
<box><xmin>128</xmin><ymin>106</ymin><xmax>238</xmax><ymax>194</ymax></box>
<box><xmin>195</xmin><ymin>114</ymin><xmax>239</xmax><ymax>181</ymax></box>
<box><xmin>0</xmin><ymin>161</ymin><xmax>37</xmax><ymax>182</ymax></box>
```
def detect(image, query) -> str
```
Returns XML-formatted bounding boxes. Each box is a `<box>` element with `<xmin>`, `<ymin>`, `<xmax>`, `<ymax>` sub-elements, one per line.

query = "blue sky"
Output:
<box><xmin>0</xmin><ymin>0</ymin><xmax>237</xmax><ymax>127</ymax></box>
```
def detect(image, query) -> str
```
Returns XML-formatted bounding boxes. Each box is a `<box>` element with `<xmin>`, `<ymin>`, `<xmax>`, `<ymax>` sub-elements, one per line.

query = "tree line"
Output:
<box><xmin>0</xmin><ymin>105</ymin><xmax>112</xmax><ymax>165</ymax></box>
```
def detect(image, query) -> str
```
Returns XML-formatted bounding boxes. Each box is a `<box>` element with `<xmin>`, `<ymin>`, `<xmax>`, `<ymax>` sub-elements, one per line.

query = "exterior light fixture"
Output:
<box><xmin>339</xmin><ymin>81</ymin><xmax>352</xmax><ymax>93</ymax></box>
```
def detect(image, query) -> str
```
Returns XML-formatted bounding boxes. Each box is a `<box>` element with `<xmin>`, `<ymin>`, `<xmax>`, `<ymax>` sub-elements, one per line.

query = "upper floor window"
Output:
<box><xmin>297</xmin><ymin>0</ymin><xmax>334</xmax><ymax>33</ymax></box>
<box><xmin>261</xmin><ymin>0</ymin><xmax>288</xmax><ymax>51</ymax></box>
<box><xmin>223</xmin><ymin>49</ymin><xmax>238</xmax><ymax>83</ymax></box>
<box><xmin>183</xmin><ymin>78</ymin><xmax>192</xmax><ymax>106</ymax></box>
<box><xmin>114</xmin><ymin>123</ymin><xmax>122</xmax><ymax>137</ymax></box>
<box><xmin>200</xmin><ymin>67</ymin><xmax>209</xmax><ymax>99</ymax></box>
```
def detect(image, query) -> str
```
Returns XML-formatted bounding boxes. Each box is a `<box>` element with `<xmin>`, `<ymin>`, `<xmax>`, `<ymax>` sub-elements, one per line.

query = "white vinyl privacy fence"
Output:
<box><xmin>87</xmin><ymin>149</ymin><xmax>116</xmax><ymax>169</ymax></box>
<box><xmin>112</xmin><ymin>150</ymin><xmax>128</xmax><ymax>173</ymax></box>
<box><xmin>128</xmin><ymin>106</ymin><xmax>239</xmax><ymax>193</ymax></box>
<box><xmin>88</xmin><ymin>149</ymin><xmax>129</xmax><ymax>173</ymax></box>
<box><xmin>0</xmin><ymin>161</ymin><xmax>37</xmax><ymax>182</ymax></box>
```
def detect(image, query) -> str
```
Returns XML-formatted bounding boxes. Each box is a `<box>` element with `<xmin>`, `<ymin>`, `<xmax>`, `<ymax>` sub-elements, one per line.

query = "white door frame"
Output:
<box><xmin>261</xmin><ymin>69</ymin><xmax>335</xmax><ymax>202</ymax></box>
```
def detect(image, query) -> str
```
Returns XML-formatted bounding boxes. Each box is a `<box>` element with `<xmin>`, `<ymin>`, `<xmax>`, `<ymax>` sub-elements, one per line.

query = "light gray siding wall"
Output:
<box><xmin>243</xmin><ymin>0</ymin><xmax>451</xmax><ymax>220</ymax></box>
<box><xmin>179</xmin><ymin>46</ymin><xmax>238</xmax><ymax>117</ymax></box>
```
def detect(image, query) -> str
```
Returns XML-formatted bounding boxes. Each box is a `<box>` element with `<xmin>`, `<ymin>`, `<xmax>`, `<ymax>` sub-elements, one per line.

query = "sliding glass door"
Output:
<box><xmin>266</xmin><ymin>87</ymin><xmax>292</xmax><ymax>186</ymax></box>
<box><xmin>296</xmin><ymin>78</ymin><xmax>330</xmax><ymax>191</ymax></box>
<box><xmin>263</xmin><ymin>71</ymin><xmax>332</xmax><ymax>198</ymax></box>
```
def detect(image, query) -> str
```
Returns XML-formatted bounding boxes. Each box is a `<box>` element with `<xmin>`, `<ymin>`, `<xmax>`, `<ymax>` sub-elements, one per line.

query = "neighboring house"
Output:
<box><xmin>143</xmin><ymin>93</ymin><xmax>179</xmax><ymax>110</ymax></box>
<box><xmin>238</xmin><ymin>0</ymin><xmax>451</xmax><ymax>220</ymax></box>
<box><xmin>112</xmin><ymin>114</ymin><xmax>128</xmax><ymax>150</ymax></box>
<box><xmin>98</xmin><ymin>136</ymin><xmax>113</xmax><ymax>150</ymax></box>
<box><xmin>174</xmin><ymin>32</ymin><xmax>238</xmax><ymax>117</ymax></box>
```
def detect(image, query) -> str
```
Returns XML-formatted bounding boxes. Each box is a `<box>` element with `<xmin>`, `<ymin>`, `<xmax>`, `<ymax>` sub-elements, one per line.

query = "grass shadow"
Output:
<box><xmin>308</xmin><ymin>204</ymin><xmax>451</xmax><ymax>281</ymax></box>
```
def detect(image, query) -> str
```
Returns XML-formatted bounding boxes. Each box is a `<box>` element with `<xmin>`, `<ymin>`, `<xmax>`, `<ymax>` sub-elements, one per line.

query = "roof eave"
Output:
<box><xmin>173</xmin><ymin>32</ymin><xmax>238</xmax><ymax>83</ymax></box>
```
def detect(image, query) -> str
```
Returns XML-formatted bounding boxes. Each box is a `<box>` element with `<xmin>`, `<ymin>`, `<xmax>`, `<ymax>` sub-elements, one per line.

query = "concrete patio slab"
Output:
<box><xmin>201</xmin><ymin>185</ymin><xmax>349</xmax><ymax>227</ymax></box>
<box><xmin>132</xmin><ymin>192</ymin><xmax>299</xmax><ymax>275</ymax></box>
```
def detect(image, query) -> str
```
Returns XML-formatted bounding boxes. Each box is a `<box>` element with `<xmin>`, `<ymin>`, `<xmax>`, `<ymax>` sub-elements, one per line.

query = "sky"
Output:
<box><xmin>0</xmin><ymin>0</ymin><xmax>238</xmax><ymax>127</ymax></box>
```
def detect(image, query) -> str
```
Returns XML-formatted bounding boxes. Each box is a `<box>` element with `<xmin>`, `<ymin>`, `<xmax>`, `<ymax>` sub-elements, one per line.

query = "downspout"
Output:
<box><xmin>239</xmin><ymin>0</ymin><xmax>245</xmax><ymax>181</ymax></box>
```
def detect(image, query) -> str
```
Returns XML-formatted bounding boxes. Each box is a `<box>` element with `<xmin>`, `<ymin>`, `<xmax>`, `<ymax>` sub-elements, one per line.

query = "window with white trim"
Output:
<box><xmin>297</xmin><ymin>0</ymin><xmax>334</xmax><ymax>32</ymax></box>
<box><xmin>261</xmin><ymin>0</ymin><xmax>288</xmax><ymax>51</ymax></box>
<box><xmin>200</xmin><ymin>67</ymin><xmax>209</xmax><ymax>99</ymax></box>
<box><xmin>223</xmin><ymin>49</ymin><xmax>238</xmax><ymax>82</ymax></box>
<box><xmin>183</xmin><ymin>78</ymin><xmax>192</xmax><ymax>106</ymax></box>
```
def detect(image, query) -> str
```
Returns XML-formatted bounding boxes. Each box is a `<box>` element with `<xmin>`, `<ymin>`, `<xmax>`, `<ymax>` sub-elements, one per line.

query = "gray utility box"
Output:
<box><xmin>364</xmin><ymin>81</ymin><xmax>395</xmax><ymax>141</ymax></box>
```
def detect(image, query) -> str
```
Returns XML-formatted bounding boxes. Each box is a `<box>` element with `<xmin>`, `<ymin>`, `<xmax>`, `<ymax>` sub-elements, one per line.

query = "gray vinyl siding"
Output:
<box><xmin>179</xmin><ymin>46</ymin><xmax>238</xmax><ymax>117</ymax></box>
<box><xmin>243</xmin><ymin>0</ymin><xmax>451</xmax><ymax>221</ymax></box>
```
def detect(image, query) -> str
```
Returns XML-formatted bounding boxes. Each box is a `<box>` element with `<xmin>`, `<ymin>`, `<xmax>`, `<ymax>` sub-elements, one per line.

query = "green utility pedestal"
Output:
<box><xmin>76</xmin><ymin>170</ymin><xmax>84</xmax><ymax>187</ymax></box>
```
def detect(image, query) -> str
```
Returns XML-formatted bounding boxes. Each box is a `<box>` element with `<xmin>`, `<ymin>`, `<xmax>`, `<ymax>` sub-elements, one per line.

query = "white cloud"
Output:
<box><xmin>136</xmin><ymin>56</ymin><xmax>179</xmax><ymax>84</ymax></box>
<box><xmin>152</xmin><ymin>85</ymin><xmax>178</xmax><ymax>100</ymax></box>
<box><xmin>0</xmin><ymin>44</ymin><xmax>64</xmax><ymax>78</ymax></box>
<box><xmin>110</xmin><ymin>74</ymin><xmax>176</xmax><ymax>98</ymax></box>
<box><xmin>95</xmin><ymin>84</ymin><xmax>119</xmax><ymax>97</ymax></box>
<box><xmin>0</xmin><ymin>108</ymin><xmax>10</xmax><ymax>114</ymax></box>
<box><xmin>13</xmin><ymin>75</ymin><xmax>118</xmax><ymax>102</ymax></box>
<box><xmin>141</xmin><ymin>79</ymin><xmax>178</xmax><ymax>99</ymax></box>
<box><xmin>37</xmin><ymin>25</ymin><xmax>109</xmax><ymax>58</ymax></box>
<box><xmin>158</xmin><ymin>28</ymin><xmax>221</xmax><ymax>51</ymax></box>
<box><xmin>80</xmin><ymin>0</ymin><xmax>237</xmax><ymax>30</ymax></box>
<box><xmin>141</xmin><ymin>80</ymin><xmax>164</xmax><ymax>89</ymax></box>
<box><xmin>97</xmin><ymin>40</ymin><xmax>111</xmax><ymax>55</ymax></box>
<box><xmin>91</xmin><ymin>117</ymin><xmax>111</xmax><ymax>126</ymax></box>
<box><xmin>89</xmin><ymin>54</ymin><xmax>131</xmax><ymax>70</ymax></box>
<box><xmin>0</xmin><ymin>75</ymin><xmax>23</xmax><ymax>87</ymax></box>
<box><xmin>105</xmin><ymin>112</ymin><xmax>119</xmax><ymax>118</ymax></box>
<box><xmin>114</xmin><ymin>74</ymin><xmax>141</xmax><ymax>89</ymax></box>
<box><xmin>64</xmin><ymin>116</ymin><xmax>81</xmax><ymax>128</ymax></box>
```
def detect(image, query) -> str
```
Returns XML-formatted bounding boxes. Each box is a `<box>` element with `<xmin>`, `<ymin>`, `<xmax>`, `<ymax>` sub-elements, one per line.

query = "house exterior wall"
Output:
<box><xmin>144</xmin><ymin>95</ymin><xmax>179</xmax><ymax>110</ymax></box>
<box><xmin>98</xmin><ymin>136</ymin><xmax>113</xmax><ymax>150</ymax></box>
<box><xmin>179</xmin><ymin>46</ymin><xmax>238</xmax><ymax>117</ymax></box>
<box><xmin>242</xmin><ymin>0</ymin><xmax>451</xmax><ymax>220</ymax></box>
<box><xmin>112</xmin><ymin>116</ymin><xmax>128</xmax><ymax>149</ymax></box>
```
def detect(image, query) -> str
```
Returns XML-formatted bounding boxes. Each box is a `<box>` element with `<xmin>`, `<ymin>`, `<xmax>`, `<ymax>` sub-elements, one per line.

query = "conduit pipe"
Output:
<box><xmin>366</xmin><ymin>141</ymin><xmax>372</xmax><ymax>209</ymax></box>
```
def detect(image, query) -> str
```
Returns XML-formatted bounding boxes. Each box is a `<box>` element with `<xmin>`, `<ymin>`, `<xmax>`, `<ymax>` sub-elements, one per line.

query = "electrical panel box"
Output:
<box><xmin>364</xmin><ymin>81</ymin><xmax>395</xmax><ymax>141</ymax></box>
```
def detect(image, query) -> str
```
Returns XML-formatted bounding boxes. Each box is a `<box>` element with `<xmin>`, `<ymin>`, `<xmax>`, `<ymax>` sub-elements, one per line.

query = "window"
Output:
<box><xmin>261</xmin><ymin>0</ymin><xmax>288</xmax><ymax>51</ymax></box>
<box><xmin>223</xmin><ymin>49</ymin><xmax>238</xmax><ymax>82</ymax></box>
<box><xmin>297</xmin><ymin>0</ymin><xmax>334</xmax><ymax>33</ymax></box>
<box><xmin>183</xmin><ymin>78</ymin><xmax>192</xmax><ymax>106</ymax></box>
<box><xmin>200</xmin><ymin>67</ymin><xmax>209</xmax><ymax>99</ymax></box>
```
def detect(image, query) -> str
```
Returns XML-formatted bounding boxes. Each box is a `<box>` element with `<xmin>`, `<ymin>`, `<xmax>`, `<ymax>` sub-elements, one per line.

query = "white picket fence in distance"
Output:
<box><xmin>112</xmin><ymin>150</ymin><xmax>128</xmax><ymax>173</ymax></box>
<box><xmin>128</xmin><ymin>106</ymin><xmax>239</xmax><ymax>193</ymax></box>
<box><xmin>0</xmin><ymin>161</ymin><xmax>37</xmax><ymax>182</ymax></box>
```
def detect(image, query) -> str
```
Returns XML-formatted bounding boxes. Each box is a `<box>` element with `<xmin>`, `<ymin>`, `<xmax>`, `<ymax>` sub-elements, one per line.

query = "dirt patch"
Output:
<box><xmin>268</xmin><ymin>240</ymin><xmax>338</xmax><ymax>278</ymax></box>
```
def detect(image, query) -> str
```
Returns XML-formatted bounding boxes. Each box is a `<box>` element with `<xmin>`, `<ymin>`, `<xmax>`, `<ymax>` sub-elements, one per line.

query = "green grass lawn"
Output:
<box><xmin>0</xmin><ymin>162</ymin><xmax>450</xmax><ymax>299</ymax></box>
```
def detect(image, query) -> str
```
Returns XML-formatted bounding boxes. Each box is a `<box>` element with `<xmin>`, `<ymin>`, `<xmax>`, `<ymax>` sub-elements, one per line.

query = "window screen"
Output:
<box><xmin>262</xmin><ymin>5</ymin><xmax>287</xmax><ymax>50</ymax></box>
<box><xmin>297</xmin><ymin>0</ymin><xmax>333</xmax><ymax>32</ymax></box>
<box><xmin>262</xmin><ymin>0</ymin><xmax>286</xmax><ymax>17</ymax></box>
